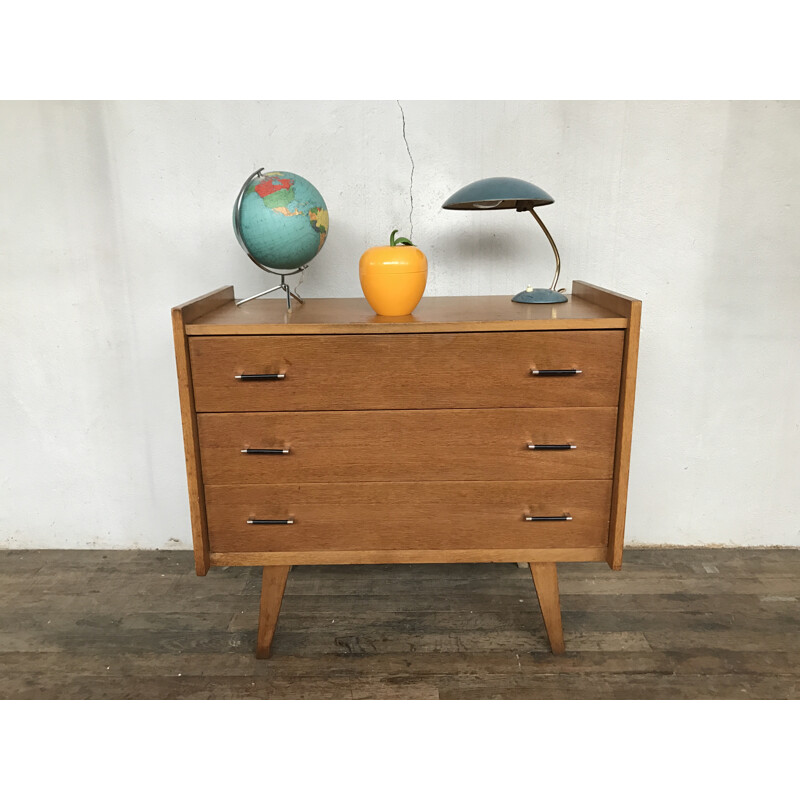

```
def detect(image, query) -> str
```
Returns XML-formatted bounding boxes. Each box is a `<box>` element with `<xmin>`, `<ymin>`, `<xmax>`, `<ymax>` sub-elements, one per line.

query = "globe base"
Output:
<box><xmin>235</xmin><ymin>270</ymin><xmax>306</xmax><ymax>312</ymax></box>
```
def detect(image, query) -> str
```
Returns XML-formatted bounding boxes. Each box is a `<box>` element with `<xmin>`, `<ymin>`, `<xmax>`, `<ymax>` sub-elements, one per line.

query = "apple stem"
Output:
<box><xmin>390</xmin><ymin>229</ymin><xmax>414</xmax><ymax>247</ymax></box>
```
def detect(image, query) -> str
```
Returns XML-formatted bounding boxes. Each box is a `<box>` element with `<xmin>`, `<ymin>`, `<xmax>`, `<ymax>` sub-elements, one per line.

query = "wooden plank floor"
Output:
<box><xmin>1</xmin><ymin>548</ymin><xmax>798</xmax><ymax>699</ymax></box>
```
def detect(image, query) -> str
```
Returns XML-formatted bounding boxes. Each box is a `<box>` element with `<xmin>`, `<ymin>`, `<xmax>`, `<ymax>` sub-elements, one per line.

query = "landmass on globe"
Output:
<box><xmin>252</xmin><ymin>172</ymin><xmax>328</xmax><ymax>252</ymax></box>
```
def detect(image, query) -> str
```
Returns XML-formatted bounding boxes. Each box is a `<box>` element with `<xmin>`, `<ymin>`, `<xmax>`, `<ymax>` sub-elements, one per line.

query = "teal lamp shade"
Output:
<box><xmin>442</xmin><ymin>177</ymin><xmax>554</xmax><ymax>211</ymax></box>
<box><xmin>442</xmin><ymin>177</ymin><xmax>566</xmax><ymax>303</ymax></box>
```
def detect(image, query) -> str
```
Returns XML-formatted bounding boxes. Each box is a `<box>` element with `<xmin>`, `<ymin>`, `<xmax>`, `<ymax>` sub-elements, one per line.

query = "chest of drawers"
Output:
<box><xmin>172</xmin><ymin>283</ymin><xmax>640</xmax><ymax>657</ymax></box>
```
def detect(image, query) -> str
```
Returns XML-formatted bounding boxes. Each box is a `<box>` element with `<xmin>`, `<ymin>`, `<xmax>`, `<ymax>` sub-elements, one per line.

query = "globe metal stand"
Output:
<box><xmin>235</xmin><ymin>265</ymin><xmax>307</xmax><ymax>311</ymax></box>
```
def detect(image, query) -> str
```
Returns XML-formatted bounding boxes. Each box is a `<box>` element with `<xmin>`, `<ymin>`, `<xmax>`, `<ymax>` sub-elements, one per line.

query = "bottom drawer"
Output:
<box><xmin>205</xmin><ymin>481</ymin><xmax>611</xmax><ymax>553</ymax></box>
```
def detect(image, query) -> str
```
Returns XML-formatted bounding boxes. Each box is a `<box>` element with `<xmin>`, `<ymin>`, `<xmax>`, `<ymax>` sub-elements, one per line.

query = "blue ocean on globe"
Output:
<box><xmin>234</xmin><ymin>171</ymin><xmax>328</xmax><ymax>271</ymax></box>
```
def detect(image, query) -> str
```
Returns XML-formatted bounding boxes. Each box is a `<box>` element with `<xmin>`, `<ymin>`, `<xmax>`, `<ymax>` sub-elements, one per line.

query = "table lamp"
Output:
<box><xmin>442</xmin><ymin>176</ymin><xmax>567</xmax><ymax>303</ymax></box>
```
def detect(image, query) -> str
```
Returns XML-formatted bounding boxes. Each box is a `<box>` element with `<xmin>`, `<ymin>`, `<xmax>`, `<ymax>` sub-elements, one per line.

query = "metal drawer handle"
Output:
<box><xmin>247</xmin><ymin>518</ymin><xmax>294</xmax><ymax>525</ymax></box>
<box><xmin>530</xmin><ymin>369</ymin><xmax>582</xmax><ymax>376</ymax></box>
<box><xmin>235</xmin><ymin>373</ymin><xmax>285</xmax><ymax>381</ymax></box>
<box><xmin>527</xmin><ymin>444</ymin><xmax>577</xmax><ymax>450</ymax></box>
<box><xmin>524</xmin><ymin>514</ymin><xmax>573</xmax><ymax>522</ymax></box>
<box><xmin>241</xmin><ymin>448</ymin><xmax>291</xmax><ymax>455</ymax></box>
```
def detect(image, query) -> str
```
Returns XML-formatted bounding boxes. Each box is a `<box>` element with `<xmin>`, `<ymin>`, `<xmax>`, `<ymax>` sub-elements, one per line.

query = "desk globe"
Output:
<box><xmin>233</xmin><ymin>169</ymin><xmax>328</xmax><ymax>308</ymax></box>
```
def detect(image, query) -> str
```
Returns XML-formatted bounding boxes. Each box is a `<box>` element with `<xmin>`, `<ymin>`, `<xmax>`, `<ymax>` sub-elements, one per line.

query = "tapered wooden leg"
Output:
<box><xmin>256</xmin><ymin>565</ymin><xmax>290</xmax><ymax>659</ymax></box>
<box><xmin>529</xmin><ymin>562</ymin><xmax>566</xmax><ymax>654</ymax></box>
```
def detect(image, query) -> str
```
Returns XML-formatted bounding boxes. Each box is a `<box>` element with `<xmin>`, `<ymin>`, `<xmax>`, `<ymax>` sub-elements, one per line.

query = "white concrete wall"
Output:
<box><xmin>1</xmin><ymin>100</ymin><xmax>798</xmax><ymax>548</ymax></box>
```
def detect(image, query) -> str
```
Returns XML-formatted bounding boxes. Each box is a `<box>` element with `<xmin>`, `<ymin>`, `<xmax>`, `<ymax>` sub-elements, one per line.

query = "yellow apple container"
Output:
<box><xmin>359</xmin><ymin>230</ymin><xmax>428</xmax><ymax>316</ymax></box>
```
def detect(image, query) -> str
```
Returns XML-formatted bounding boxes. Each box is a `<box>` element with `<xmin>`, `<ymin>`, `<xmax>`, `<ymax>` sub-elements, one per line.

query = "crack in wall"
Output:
<box><xmin>396</xmin><ymin>100</ymin><xmax>415</xmax><ymax>241</ymax></box>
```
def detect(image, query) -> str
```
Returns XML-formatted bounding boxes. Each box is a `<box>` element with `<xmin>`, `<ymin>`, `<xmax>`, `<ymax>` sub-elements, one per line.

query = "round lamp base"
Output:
<box><xmin>512</xmin><ymin>288</ymin><xmax>568</xmax><ymax>304</ymax></box>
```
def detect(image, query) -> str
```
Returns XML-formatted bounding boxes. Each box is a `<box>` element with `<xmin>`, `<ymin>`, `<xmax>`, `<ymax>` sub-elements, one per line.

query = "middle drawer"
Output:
<box><xmin>198</xmin><ymin>407</ymin><xmax>618</xmax><ymax>484</ymax></box>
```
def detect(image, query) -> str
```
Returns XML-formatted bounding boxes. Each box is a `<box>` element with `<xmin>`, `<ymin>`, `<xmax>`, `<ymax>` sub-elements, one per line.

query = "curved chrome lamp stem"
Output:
<box><xmin>530</xmin><ymin>209</ymin><xmax>561</xmax><ymax>291</ymax></box>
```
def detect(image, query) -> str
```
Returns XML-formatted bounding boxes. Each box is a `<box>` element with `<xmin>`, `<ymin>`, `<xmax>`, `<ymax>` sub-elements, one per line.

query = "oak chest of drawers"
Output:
<box><xmin>172</xmin><ymin>282</ymin><xmax>641</xmax><ymax>657</ymax></box>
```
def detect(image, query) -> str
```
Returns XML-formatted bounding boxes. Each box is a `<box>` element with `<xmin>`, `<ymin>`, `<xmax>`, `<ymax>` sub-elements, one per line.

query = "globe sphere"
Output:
<box><xmin>233</xmin><ymin>170</ymin><xmax>328</xmax><ymax>273</ymax></box>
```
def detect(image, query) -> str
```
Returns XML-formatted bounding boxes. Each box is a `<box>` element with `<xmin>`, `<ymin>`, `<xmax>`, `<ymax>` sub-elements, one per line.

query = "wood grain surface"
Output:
<box><xmin>171</xmin><ymin>293</ymin><xmax>235</xmax><ymax>575</ymax></box>
<box><xmin>203</xmin><ymin>480</ymin><xmax>612</xmax><ymax>554</ymax></box>
<box><xmin>188</xmin><ymin>330</ymin><xmax>624</xmax><ymax>412</ymax></box>
<box><xmin>256</xmin><ymin>565</ymin><xmax>290</xmax><ymax>659</ymax></box>
<box><xmin>173</xmin><ymin>285</ymin><xmax>235</xmax><ymax>324</ymax></box>
<box><xmin>609</xmin><ymin>295</ymin><xmax>641</xmax><ymax>569</ymax></box>
<box><xmin>197</xmin><ymin>407</ymin><xmax>618</xmax><ymax>484</ymax></box>
<box><xmin>185</xmin><ymin>293</ymin><xmax>628</xmax><ymax>335</ymax></box>
<box><xmin>530</xmin><ymin>562</ymin><xmax>566</xmax><ymax>654</ymax></box>
<box><xmin>2</xmin><ymin>548</ymin><xmax>798</xmax><ymax>699</ymax></box>
<box><xmin>172</xmin><ymin>284</ymin><xmax>641</xmax><ymax>660</ymax></box>
<box><xmin>208</xmin><ymin>547</ymin><xmax>608</xmax><ymax>566</ymax></box>
<box><xmin>572</xmin><ymin>281</ymin><xmax>641</xmax><ymax>569</ymax></box>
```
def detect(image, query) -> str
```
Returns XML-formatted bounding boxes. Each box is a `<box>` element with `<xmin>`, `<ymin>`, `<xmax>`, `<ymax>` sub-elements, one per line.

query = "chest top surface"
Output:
<box><xmin>182</xmin><ymin>288</ymin><xmax>630</xmax><ymax>336</ymax></box>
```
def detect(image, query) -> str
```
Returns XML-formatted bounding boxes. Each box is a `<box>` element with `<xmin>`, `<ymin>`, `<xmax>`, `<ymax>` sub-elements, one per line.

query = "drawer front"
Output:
<box><xmin>189</xmin><ymin>331</ymin><xmax>624</xmax><ymax>412</ymax></box>
<box><xmin>198</xmin><ymin>408</ymin><xmax>618</xmax><ymax>484</ymax></box>
<box><xmin>205</xmin><ymin>481</ymin><xmax>612</xmax><ymax>553</ymax></box>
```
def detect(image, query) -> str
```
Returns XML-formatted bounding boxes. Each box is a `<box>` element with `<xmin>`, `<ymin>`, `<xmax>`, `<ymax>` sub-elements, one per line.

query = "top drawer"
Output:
<box><xmin>189</xmin><ymin>330</ymin><xmax>624</xmax><ymax>412</ymax></box>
